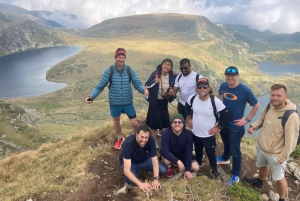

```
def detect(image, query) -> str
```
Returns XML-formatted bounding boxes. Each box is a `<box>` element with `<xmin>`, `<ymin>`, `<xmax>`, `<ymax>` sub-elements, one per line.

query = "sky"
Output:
<box><xmin>0</xmin><ymin>0</ymin><xmax>299</xmax><ymax>34</ymax></box>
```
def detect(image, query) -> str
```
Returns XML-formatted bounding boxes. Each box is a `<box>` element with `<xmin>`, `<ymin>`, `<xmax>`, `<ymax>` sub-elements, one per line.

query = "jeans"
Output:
<box><xmin>122</xmin><ymin>155</ymin><xmax>167</xmax><ymax>185</ymax></box>
<box><xmin>220</xmin><ymin>127</ymin><xmax>245</xmax><ymax>176</ymax></box>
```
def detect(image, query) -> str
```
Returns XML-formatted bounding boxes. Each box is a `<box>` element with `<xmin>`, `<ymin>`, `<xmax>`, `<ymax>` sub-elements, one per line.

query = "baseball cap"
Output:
<box><xmin>197</xmin><ymin>78</ymin><xmax>209</xmax><ymax>86</ymax></box>
<box><xmin>224</xmin><ymin>66</ymin><xmax>239</xmax><ymax>75</ymax></box>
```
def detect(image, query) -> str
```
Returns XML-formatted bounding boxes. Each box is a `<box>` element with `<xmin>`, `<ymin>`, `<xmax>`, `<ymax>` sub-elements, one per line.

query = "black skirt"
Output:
<box><xmin>146</xmin><ymin>99</ymin><xmax>170</xmax><ymax>130</ymax></box>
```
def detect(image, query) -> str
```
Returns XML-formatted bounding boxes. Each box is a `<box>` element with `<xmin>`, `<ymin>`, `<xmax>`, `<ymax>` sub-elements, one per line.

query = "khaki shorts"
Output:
<box><xmin>256</xmin><ymin>146</ymin><xmax>287</xmax><ymax>181</ymax></box>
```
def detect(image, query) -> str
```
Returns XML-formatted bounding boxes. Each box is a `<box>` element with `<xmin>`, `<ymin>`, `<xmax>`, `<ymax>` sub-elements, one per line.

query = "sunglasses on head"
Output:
<box><xmin>179</xmin><ymin>67</ymin><xmax>188</xmax><ymax>71</ymax></box>
<box><xmin>225</xmin><ymin>67</ymin><xmax>238</xmax><ymax>74</ymax></box>
<box><xmin>172</xmin><ymin>120</ymin><xmax>183</xmax><ymax>125</ymax></box>
<box><xmin>197</xmin><ymin>85</ymin><xmax>208</xmax><ymax>89</ymax></box>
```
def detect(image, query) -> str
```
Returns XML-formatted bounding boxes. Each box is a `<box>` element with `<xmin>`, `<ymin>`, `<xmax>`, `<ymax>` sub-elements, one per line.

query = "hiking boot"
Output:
<box><xmin>165</xmin><ymin>165</ymin><xmax>173</xmax><ymax>177</ymax></box>
<box><xmin>227</xmin><ymin>175</ymin><xmax>239</xmax><ymax>186</ymax></box>
<box><xmin>242</xmin><ymin>177</ymin><xmax>263</xmax><ymax>190</ymax></box>
<box><xmin>114</xmin><ymin>136</ymin><xmax>125</xmax><ymax>150</ymax></box>
<box><xmin>210</xmin><ymin>169</ymin><xmax>221</xmax><ymax>181</ymax></box>
<box><xmin>216</xmin><ymin>156</ymin><xmax>230</xmax><ymax>165</ymax></box>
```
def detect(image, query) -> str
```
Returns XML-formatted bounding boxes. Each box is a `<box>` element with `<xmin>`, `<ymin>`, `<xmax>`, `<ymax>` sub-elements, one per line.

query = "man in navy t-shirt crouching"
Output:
<box><xmin>118</xmin><ymin>125</ymin><xmax>167</xmax><ymax>194</ymax></box>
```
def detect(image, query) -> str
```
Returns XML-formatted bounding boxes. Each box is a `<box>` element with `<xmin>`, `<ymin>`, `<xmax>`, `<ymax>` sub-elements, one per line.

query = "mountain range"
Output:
<box><xmin>1</xmin><ymin>3</ymin><xmax>300</xmax><ymax>57</ymax></box>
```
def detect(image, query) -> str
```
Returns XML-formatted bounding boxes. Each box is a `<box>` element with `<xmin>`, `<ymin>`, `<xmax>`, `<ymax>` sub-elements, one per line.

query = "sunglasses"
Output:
<box><xmin>172</xmin><ymin>120</ymin><xmax>183</xmax><ymax>125</ymax></box>
<box><xmin>197</xmin><ymin>85</ymin><xmax>208</xmax><ymax>89</ymax></box>
<box><xmin>179</xmin><ymin>67</ymin><xmax>188</xmax><ymax>71</ymax></box>
<box><xmin>225</xmin><ymin>67</ymin><xmax>238</xmax><ymax>75</ymax></box>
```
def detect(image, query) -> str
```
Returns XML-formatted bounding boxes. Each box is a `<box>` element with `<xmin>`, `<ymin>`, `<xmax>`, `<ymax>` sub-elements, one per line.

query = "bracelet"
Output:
<box><xmin>245</xmin><ymin>117</ymin><xmax>251</xmax><ymax>122</ymax></box>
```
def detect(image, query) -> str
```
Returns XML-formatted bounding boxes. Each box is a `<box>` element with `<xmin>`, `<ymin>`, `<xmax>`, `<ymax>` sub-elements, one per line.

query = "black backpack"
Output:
<box><xmin>189</xmin><ymin>94</ymin><xmax>218</xmax><ymax>123</ymax></box>
<box><xmin>108</xmin><ymin>65</ymin><xmax>132</xmax><ymax>90</ymax></box>
<box><xmin>264</xmin><ymin>103</ymin><xmax>300</xmax><ymax>145</ymax></box>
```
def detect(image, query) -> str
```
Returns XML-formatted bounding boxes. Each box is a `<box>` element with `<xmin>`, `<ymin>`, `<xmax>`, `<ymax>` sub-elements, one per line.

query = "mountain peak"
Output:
<box><xmin>80</xmin><ymin>13</ymin><xmax>229</xmax><ymax>40</ymax></box>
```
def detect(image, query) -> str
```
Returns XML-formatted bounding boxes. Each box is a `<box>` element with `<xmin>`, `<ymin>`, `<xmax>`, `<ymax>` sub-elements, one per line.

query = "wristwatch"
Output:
<box><xmin>245</xmin><ymin>117</ymin><xmax>251</xmax><ymax>122</ymax></box>
<box><xmin>153</xmin><ymin>176</ymin><xmax>159</xmax><ymax>180</ymax></box>
<box><xmin>217</xmin><ymin>125</ymin><xmax>223</xmax><ymax>130</ymax></box>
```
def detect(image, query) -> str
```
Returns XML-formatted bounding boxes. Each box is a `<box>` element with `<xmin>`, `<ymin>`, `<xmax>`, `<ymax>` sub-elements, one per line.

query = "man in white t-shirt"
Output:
<box><xmin>168</xmin><ymin>58</ymin><xmax>202</xmax><ymax>120</ymax></box>
<box><xmin>185</xmin><ymin>78</ymin><xmax>231</xmax><ymax>181</ymax></box>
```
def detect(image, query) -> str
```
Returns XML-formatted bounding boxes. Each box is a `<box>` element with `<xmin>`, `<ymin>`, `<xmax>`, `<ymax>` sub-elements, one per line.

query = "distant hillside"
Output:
<box><xmin>0</xmin><ymin>3</ymin><xmax>67</xmax><ymax>56</ymax></box>
<box><xmin>0</xmin><ymin>19</ymin><xmax>64</xmax><ymax>56</ymax></box>
<box><xmin>223</xmin><ymin>24</ymin><xmax>300</xmax><ymax>52</ymax></box>
<box><xmin>0</xmin><ymin>3</ymin><xmax>64</xmax><ymax>29</ymax></box>
<box><xmin>79</xmin><ymin>13</ymin><xmax>232</xmax><ymax>41</ymax></box>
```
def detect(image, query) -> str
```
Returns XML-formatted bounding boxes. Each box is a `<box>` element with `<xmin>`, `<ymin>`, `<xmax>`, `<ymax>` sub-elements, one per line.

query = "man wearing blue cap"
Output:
<box><xmin>217</xmin><ymin>66</ymin><xmax>260</xmax><ymax>186</ymax></box>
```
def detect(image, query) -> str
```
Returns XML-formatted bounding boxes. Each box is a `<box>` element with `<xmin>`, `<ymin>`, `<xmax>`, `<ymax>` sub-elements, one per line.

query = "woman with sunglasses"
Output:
<box><xmin>145</xmin><ymin>59</ymin><xmax>178</xmax><ymax>147</ymax></box>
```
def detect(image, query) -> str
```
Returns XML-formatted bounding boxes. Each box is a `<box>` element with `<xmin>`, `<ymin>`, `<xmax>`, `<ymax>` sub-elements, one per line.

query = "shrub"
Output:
<box><xmin>227</xmin><ymin>184</ymin><xmax>261</xmax><ymax>201</ymax></box>
<box><xmin>291</xmin><ymin>145</ymin><xmax>300</xmax><ymax>158</ymax></box>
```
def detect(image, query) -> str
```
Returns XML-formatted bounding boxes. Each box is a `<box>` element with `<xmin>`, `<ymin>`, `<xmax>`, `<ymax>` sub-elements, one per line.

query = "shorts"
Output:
<box><xmin>110</xmin><ymin>104</ymin><xmax>136</xmax><ymax>119</ymax></box>
<box><xmin>256</xmin><ymin>146</ymin><xmax>287</xmax><ymax>181</ymax></box>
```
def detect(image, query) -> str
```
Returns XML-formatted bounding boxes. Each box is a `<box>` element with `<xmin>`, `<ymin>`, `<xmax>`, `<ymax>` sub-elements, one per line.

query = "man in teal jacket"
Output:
<box><xmin>86</xmin><ymin>48</ymin><xmax>149</xmax><ymax>149</ymax></box>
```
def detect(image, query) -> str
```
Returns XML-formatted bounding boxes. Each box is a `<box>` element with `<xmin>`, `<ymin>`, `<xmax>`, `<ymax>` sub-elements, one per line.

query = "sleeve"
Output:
<box><xmin>250</xmin><ymin>106</ymin><xmax>268</xmax><ymax>130</ymax></box>
<box><xmin>90</xmin><ymin>68</ymin><xmax>110</xmax><ymax>99</ymax></box>
<box><xmin>185</xmin><ymin>95</ymin><xmax>193</xmax><ymax>117</ymax></box>
<box><xmin>278</xmin><ymin>113</ymin><xmax>299</xmax><ymax>162</ymax></box>
<box><xmin>148</xmin><ymin>136</ymin><xmax>158</xmax><ymax>157</ymax></box>
<box><xmin>183</xmin><ymin>130</ymin><xmax>193</xmax><ymax>171</ymax></box>
<box><xmin>174</xmin><ymin>75</ymin><xmax>180</xmax><ymax>87</ymax></box>
<box><xmin>218</xmin><ymin>82</ymin><xmax>225</xmax><ymax>95</ymax></box>
<box><xmin>122</xmin><ymin>142</ymin><xmax>133</xmax><ymax>160</ymax></box>
<box><xmin>215</xmin><ymin>97</ymin><xmax>225</xmax><ymax>112</ymax></box>
<box><xmin>160</xmin><ymin>130</ymin><xmax>178</xmax><ymax>163</ymax></box>
<box><xmin>145</xmin><ymin>71</ymin><xmax>157</xmax><ymax>89</ymax></box>
<box><xmin>218</xmin><ymin>107</ymin><xmax>231</xmax><ymax>128</ymax></box>
<box><xmin>130</xmin><ymin>67</ymin><xmax>145</xmax><ymax>94</ymax></box>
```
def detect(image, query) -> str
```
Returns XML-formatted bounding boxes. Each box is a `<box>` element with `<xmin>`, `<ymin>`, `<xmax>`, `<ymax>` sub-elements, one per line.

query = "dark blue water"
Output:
<box><xmin>244</xmin><ymin>93</ymin><xmax>270</xmax><ymax>137</ymax></box>
<box><xmin>0</xmin><ymin>46</ymin><xmax>82</xmax><ymax>99</ymax></box>
<box><xmin>258</xmin><ymin>61</ymin><xmax>300</xmax><ymax>76</ymax></box>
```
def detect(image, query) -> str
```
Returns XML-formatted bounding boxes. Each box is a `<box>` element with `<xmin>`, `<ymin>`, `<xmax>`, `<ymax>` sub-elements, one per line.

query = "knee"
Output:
<box><xmin>230</xmin><ymin>146</ymin><xmax>242</xmax><ymax>156</ymax></box>
<box><xmin>131</xmin><ymin>119</ymin><xmax>138</xmax><ymax>128</ymax></box>
<box><xmin>159</xmin><ymin>163</ymin><xmax>167</xmax><ymax>174</ymax></box>
<box><xmin>114</xmin><ymin>118</ymin><xmax>120</xmax><ymax>125</ymax></box>
<box><xmin>192</xmin><ymin>162</ymin><xmax>200</xmax><ymax>172</ymax></box>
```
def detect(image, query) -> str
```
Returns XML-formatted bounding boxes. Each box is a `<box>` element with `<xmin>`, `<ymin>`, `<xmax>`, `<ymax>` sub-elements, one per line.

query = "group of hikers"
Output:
<box><xmin>85</xmin><ymin>48</ymin><xmax>299</xmax><ymax>201</ymax></box>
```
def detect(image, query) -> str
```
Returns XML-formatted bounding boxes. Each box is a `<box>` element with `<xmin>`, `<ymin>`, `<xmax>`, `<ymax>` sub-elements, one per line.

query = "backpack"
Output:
<box><xmin>177</xmin><ymin>73</ymin><xmax>200</xmax><ymax>85</ymax></box>
<box><xmin>189</xmin><ymin>94</ymin><xmax>218</xmax><ymax>123</ymax></box>
<box><xmin>265</xmin><ymin>103</ymin><xmax>300</xmax><ymax>145</ymax></box>
<box><xmin>108</xmin><ymin>65</ymin><xmax>132</xmax><ymax>90</ymax></box>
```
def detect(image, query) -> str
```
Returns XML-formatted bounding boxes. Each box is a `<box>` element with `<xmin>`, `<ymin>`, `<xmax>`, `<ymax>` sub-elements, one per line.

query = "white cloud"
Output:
<box><xmin>0</xmin><ymin>0</ymin><xmax>299</xmax><ymax>33</ymax></box>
